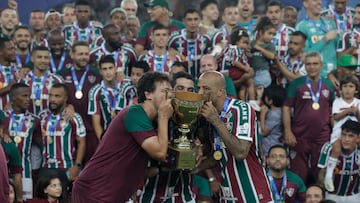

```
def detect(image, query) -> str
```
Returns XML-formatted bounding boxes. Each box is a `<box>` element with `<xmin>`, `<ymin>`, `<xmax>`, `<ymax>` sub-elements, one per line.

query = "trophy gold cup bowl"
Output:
<box><xmin>166</xmin><ymin>91</ymin><xmax>205</xmax><ymax>170</ymax></box>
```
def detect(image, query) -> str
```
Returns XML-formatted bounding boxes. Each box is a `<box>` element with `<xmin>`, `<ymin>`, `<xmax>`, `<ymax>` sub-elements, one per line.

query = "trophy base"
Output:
<box><xmin>166</xmin><ymin>145</ymin><xmax>197</xmax><ymax>170</ymax></box>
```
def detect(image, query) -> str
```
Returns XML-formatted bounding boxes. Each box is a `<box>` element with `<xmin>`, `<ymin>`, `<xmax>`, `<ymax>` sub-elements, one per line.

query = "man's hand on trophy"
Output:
<box><xmin>200</xmin><ymin>101</ymin><xmax>220</xmax><ymax>125</ymax></box>
<box><xmin>158</xmin><ymin>98</ymin><xmax>174</xmax><ymax>119</ymax></box>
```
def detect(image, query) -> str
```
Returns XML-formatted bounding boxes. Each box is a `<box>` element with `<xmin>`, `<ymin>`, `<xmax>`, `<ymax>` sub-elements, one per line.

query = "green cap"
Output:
<box><xmin>144</xmin><ymin>0</ymin><xmax>169</xmax><ymax>10</ymax></box>
<box><xmin>337</xmin><ymin>54</ymin><xmax>359</xmax><ymax>68</ymax></box>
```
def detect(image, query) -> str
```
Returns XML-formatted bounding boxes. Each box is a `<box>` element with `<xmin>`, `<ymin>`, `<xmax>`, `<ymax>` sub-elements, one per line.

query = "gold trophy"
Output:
<box><xmin>166</xmin><ymin>91</ymin><xmax>206</xmax><ymax>170</ymax></box>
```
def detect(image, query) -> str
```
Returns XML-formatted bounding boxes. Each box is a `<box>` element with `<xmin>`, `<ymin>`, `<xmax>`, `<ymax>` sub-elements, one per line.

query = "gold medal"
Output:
<box><xmin>111</xmin><ymin>111</ymin><xmax>116</xmax><ymax>119</ymax></box>
<box><xmin>47</xmin><ymin>137</ymin><xmax>53</xmax><ymax>144</ymax></box>
<box><xmin>312</xmin><ymin>103</ymin><xmax>320</xmax><ymax>110</ymax></box>
<box><xmin>75</xmin><ymin>90</ymin><xmax>83</xmax><ymax>99</ymax></box>
<box><xmin>14</xmin><ymin>136</ymin><xmax>21</xmax><ymax>143</ymax></box>
<box><xmin>213</xmin><ymin>151</ymin><xmax>222</xmax><ymax>160</ymax></box>
<box><xmin>35</xmin><ymin>99</ymin><xmax>41</xmax><ymax>106</ymax></box>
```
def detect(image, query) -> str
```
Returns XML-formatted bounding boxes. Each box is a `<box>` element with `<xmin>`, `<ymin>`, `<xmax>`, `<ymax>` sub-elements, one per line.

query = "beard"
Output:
<box><xmin>108</xmin><ymin>40</ymin><xmax>122</xmax><ymax>50</ymax></box>
<box><xmin>49</xmin><ymin>103</ymin><xmax>64</xmax><ymax>113</ymax></box>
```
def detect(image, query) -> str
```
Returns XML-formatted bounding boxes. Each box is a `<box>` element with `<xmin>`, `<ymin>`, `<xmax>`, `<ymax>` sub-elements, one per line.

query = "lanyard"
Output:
<box><xmin>153</xmin><ymin>51</ymin><xmax>168</xmax><ymax>72</ymax></box>
<box><xmin>71</xmin><ymin>66</ymin><xmax>89</xmax><ymax>92</ymax></box>
<box><xmin>273</xmin><ymin>24</ymin><xmax>284</xmax><ymax>48</ymax></box>
<box><xmin>286</xmin><ymin>56</ymin><xmax>302</xmax><ymax>72</ymax></box>
<box><xmin>50</xmin><ymin>52</ymin><xmax>66</xmax><ymax>73</ymax></box>
<box><xmin>305</xmin><ymin>76</ymin><xmax>322</xmax><ymax>104</ymax></box>
<box><xmin>0</xmin><ymin>64</ymin><xmax>15</xmax><ymax>82</ymax></box>
<box><xmin>305</xmin><ymin>17</ymin><xmax>329</xmax><ymax>33</ymax></box>
<box><xmin>15</xmin><ymin>52</ymin><xmax>31</xmax><ymax>68</ymax></box>
<box><xmin>101</xmin><ymin>81</ymin><xmax>119</xmax><ymax>111</ymax></box>
<box><xmin>331</xmin><ymin>6</ymin><xmax>348</xmax><ymax>31</ymax></box>
<box><xmin>76</xmin><ymin>23</ymin><xmax>92</xmax><ymax>42</ymax></box>
<box><xmin>238</xmin><ymin>19</ymin><xmax>254</xmax><ymax>34</ymax></box>
<box><xmin>10</xmin><ymin>111</ymin><xmax>26</xmax><ymax>136</ymax></box>
<box><xmin>47</xmin><ymin>113</ymin><xmax>60</xmax><ymax>133</ymax></box>
<box><xmin>32</xmin><ymin>71</ymin><xmax>49</xmax><ymax>101</ymax></box>
<box><xmin>267</xmin><ymin>171</ymin><xmax>287</xmax><ymax>202</ymax></box>
<box><xmin>213</xmin><ymin>97</ymin><xmax>231</xmax><ymax>151</ymax></box>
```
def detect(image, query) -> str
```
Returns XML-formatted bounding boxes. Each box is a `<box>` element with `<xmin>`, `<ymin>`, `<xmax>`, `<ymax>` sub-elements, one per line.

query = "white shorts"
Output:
<box><xmin>326</xmin><ymin>192</ymin><xmax>360</xmax><ymax>203</ymax></box>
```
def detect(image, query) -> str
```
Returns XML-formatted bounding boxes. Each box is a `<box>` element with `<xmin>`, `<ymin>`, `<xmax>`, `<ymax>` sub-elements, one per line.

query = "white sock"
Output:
<box><xmin>325</xmin><ymin>157</ymin><xmax>338</xmax><ymax>179</ymax></box>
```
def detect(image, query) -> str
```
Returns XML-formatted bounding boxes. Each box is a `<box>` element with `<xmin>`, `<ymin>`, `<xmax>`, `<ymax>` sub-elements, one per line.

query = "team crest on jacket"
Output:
<box><xmin>321</xmin><ymin>89</ymin><xmax>330</xmax><ymax>98</ymax></box>
<box><xmin>65</xmin><ymin>76</ymin><xmax>72</xmax><ymax>83</ymax></box>
<box><xmin>286</xmin><ymin>188</ymin><xmax>295</xmax><ymax>197</ymax></box>
<box><xmin>88</xmin><ymin>75</ymin><xmax>96</xmax><ymax>84</ymax></box>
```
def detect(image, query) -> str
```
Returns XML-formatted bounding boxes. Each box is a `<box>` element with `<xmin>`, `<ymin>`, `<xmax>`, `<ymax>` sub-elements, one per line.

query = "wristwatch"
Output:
<box><xmin>76</xmin><ymin>163</ymin><xmax>83</xmax><ymax>169</ymax></box>
<box><xmin>208</xmin><ymin>177</ymin><xmax>216</xmax><ymax>183</ymax></box>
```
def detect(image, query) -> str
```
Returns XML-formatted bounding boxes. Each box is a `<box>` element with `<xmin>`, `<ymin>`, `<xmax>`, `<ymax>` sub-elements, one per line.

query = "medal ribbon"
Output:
<box><xmin>185</xmin><ymin>30</ymin><xmax>199</xmax><ymax>77</ymax></box>
<box><xmin>0</xmin><ymin>64</ymin><xmax>15</xmax><ymax>82</ymax></box>
<box><xmin>267</xmin><ymin>171</ymin><xmax>287</xmax><ymax>202</ymax></box>
<box><xmin>153</xmin><ymin>51</ymin><xmax>168</xmax><ymax>72</ymax></box>
<box><xmin>10</xmin><ymin>111</ymin><xmax>26</xmax><ymax>137</ymax></box>
<box><xmin>47</xmin><ymin>113</ymin><xmax>60</xmax><ymax>133</ymax></box>
<box><xmin>305</xmin><ymin>76</ymin><xmax>322</xmax><ymax>104</ymax></box>
<box><xmin>15</xmin><ymin>52</ymin><xmax>31</xmax><ymax>69</ymax></box>
<box><xmin>213</xmin><ymin>97</ymin><xmax>231</xmax><ymax>151</ymax></box>
<box><xmin>101</xmin><ymin>81</ymin><xmax>119</xmax><ymax>112</ymax></box>
<box><xmin>286</xmin><ymin>56</ymin><xmax>302</xmax><ymax>73</ymax></box>
<box><xmin>71</xmin><ymin>66</ymin><xmax>89</xmax><ymax>92</ymax></box>
<box><xmin>273</xmin><ymin>24</ymin><xmax>284</xmax><ymax>50</ymax></box>
<box><xmin>305</xmin><ymin>17</ymin><xmax>329</xmax><ymax>33</ymax></box>
<box><xmin>32</xmin><ymin>71</ymin><xmax>49</xmax><ymax>102</ymax></box>
<box><xmin>76</xmin><ymin>23</ymin><xmax>91</xmax><ymax>42</ymax></box>
<box><xmin>50</xmin><ymin>52</ymin><xmax>66</xmax><ymax>73</ymax></box>
<box><xmin>331</xmin><ymin>6</ymin><xmax>348</xmax><ymax>31</ymax></box>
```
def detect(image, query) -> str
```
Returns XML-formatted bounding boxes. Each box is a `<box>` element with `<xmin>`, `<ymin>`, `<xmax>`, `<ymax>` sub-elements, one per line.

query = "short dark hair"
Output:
<box><xmin>291</xmin><ymin>31</ymin><xmax>307</xmax><ymax>42</ymax></box>
<box><xmin>262</xmin><ymin>86</ymin><xmax>285</xmax><ymax>107</ymax></box>
<box><xmin>10</xmin><ymin>83</ymin><xmax>30</xmax><ymax>98</ymax></box>
<box><xmin>341</xmin><ymin>120</ymin><xmax>360</xmax><ymax>135</ymax></box>
<box><xmin>340</xmin><ymin>76</ymin><xmax>360</xmax><ymax>91</ymax></box>
<box><xmin>132</xmin><ymin>61</ymin><xmax>150</xmax><ymax>73</ymax></box>
<box><xmin>30</xmin><ymin>9</ymin><xmax>44</xmax><ymax>14</ymax></box>
<box><xmin>171</xmin><ymin>61</ymin><xmax>188</xmax><ymax>72</ymax></box>
<box><xmin>183</xmin><ymin>8</ymin><xmax>201</xmax><ymax>19</ymax></box>
<box><xmin>75</xmin><ymin>0</ymin><xmax>91</xmax><ymax>7</ymax></box>
<box><xmin>151</xmin><ymin>23</ymin><xmax>169</xmax><ymax>34</ymax></box>
<box><xmin>200</xmin><ymin>0</ymin><xmax>218</xmax><ymax>11</ymax></box>
<box><xmin>0</xmin><ymin>37</ymin><xmax>12</xmax><ymax>51</ymax></box>
<box><xmin>32</xmin><ymin>46</ymin><xmax>49</xmax><ymax>54</ymax></box>
<box><xmin>51</xmin><ymin>83</ymin><xmax>69</xmax><ymax>97</ymax></box>
<box><xmin>71</xmin><ymin>41</ymin><xmax>89</xmax><ymax>53</ymax></box>
<box><xmin>267</xmin><ymin>144</ymin><xmax>288</xmax><ymax>157</ymax></box>
<box><xmin>14</xmin><ymin>25</ymin><xmax>31</xmax><ymax>35</ymax></box>
<box><xmin>99</xmin><ymin>55</ymin><xmax>115</xmax><ymax>68</ymax></box>
<box><xmin>137</xmin><ymin>72</ymin><xmax>170</xmax><ymax>103</ymax></box>
<box><xmin>266</xmin><ymin>0</ymin><xmax>282</xmax><ymax>12</ymax></box>
<box><xmin>171</xmin><ymin>71</ymin><xmax>194</xmax><ymax>88</ymax></box>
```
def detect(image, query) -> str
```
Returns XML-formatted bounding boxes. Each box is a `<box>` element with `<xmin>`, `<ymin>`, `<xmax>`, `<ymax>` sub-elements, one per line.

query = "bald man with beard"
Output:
<box><xmin>197</xmin><ymin>71</ymin><xmax>273</xmax><ymax>202</ymax></box>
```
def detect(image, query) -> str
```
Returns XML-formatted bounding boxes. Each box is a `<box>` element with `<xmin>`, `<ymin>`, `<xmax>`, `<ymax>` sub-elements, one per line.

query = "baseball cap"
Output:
<box><xmin>337</xmin><ymin>54</ymin><xmax>359</xmax><ymax>68</ymax></box>
<box><xmin>144</xmin><ymin>0</ymin><xmax>169</xmax><ymax>10</ymax></box>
